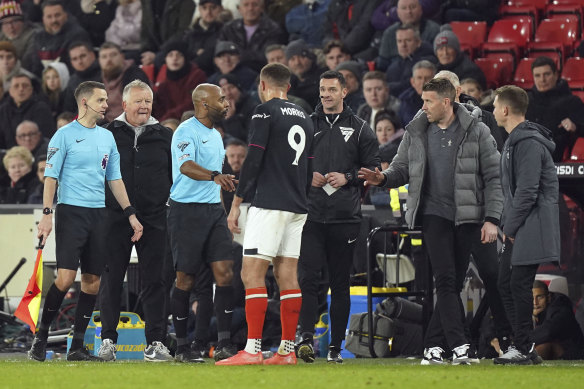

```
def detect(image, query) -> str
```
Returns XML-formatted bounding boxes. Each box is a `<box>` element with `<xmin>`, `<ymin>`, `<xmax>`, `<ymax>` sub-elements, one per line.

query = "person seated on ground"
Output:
<box><xmin>286</xmin><ymin>39</ymin><xmax>325</xmax><ymax>109</ymax></box>
<box><xmin>41</xmin><ymin>62</ymin><xmax>69</xmax><ymax>119</ymax></box>
<box><xmin>377</xmin><ymin>0</ymin><xmax>440</xmax><ymax>71</ymax></box>
<box><xmin>433</xmin><ymin>24</ymin><xmax>486</xmax><ymax>91</ymax></box>
<box><xmin>460</xmin><ymin>77</ymin><xmax>494</xmax><ymax>112</ymax></box>
<box><xmin>264</xmin><ymin>44</ymin><xmax>286</xmax><ymax>65</ymax></box>
<box><xmin>154</xmin><ymin>41</ymin><xmax>207</xmax><ymax>122</ymax></box>
<box><xmin>0</xmin><ymin>145</ymin><xmax>39</xmax><ymax>204</ymax></box>
<box><xmin>357</xmin><ymin>70</ymin><xmax>401</xmax><ymax>130</ymax></box>
<box><xmin>526</xmin><ymin>56</ymin><xmax>584</xmax><ymax>162</ymax></box>
<box><xmin>335</xmin><ymin>61</ymin><xmax>365</xmax><ymax>114</ymax></box>
<box><xmin>532</xmin><ymin>280</ymin><xmax>584</xmax><ymax>360</ymax></box>
<box><xmin>15</xmin><ymin>120</ymin><xmax>48</xmax><ymax>160</ymax></box>
<box><xmin>207</xmin><ymin>40</ymin><xmax>258</xmax><ymax>92</ymax></box>
<box><xmin>386</xmin><ymin>23</ymin><xmax>436</xmax><ymax>98</ymax></box>
<box><xmin>217</xmin><ymin>73</ymin><xmax>260</xmax><ymax>142</ymax></box>
<box><xmin>397</xmin><ymin>59</ymin><xmax>435</xmax><ymax>126</ymax></box>
<box><xmin>0</xmin><ymin>40</ymin><xmax>37</xmax><ymax>91</ymax></box>
<box><xmin>323</xmin><ymin>40</ymin><xmax>351</xmax><ymax>71</ymax></box>
<box><xmin>218</xmin><ymin>0</ymin><xmax>286</xmax><ymax>73</ymax></box>
<box><xmin>0</xmin><ymin>72</ymin><xmax>55</xmax><ymax>150</ymax></box>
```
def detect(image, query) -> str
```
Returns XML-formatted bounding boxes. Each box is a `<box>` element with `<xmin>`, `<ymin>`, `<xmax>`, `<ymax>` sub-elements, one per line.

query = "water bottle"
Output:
<box><xmin>313</xmin><ymin>313</ymin><xmax>329</xmax><ymax>358</ymax></box>
<box><xmin>45</xmin><ymin>350</ymin><xmax>54</xmax><ymax>360</ymax></box>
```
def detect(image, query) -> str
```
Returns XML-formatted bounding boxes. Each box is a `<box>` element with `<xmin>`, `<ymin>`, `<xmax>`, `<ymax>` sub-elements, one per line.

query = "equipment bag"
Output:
<box><xmin>345</xmin><ymin>312</ymin><xmax>395</xmax><ymax>357</ymax></box>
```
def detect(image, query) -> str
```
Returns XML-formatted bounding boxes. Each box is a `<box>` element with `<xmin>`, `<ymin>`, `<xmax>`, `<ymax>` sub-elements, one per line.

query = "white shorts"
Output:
<box><xmin>242</xmin><ymin>207</ymin><xmax>308</xmax><ymax>261</ymax></box>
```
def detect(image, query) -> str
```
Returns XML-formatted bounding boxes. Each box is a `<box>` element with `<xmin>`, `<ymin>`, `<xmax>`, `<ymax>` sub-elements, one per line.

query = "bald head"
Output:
<box><xmin>192</xmin><ymin>83</ymin><xmax>228</xmax><ymax>125</ymax></box>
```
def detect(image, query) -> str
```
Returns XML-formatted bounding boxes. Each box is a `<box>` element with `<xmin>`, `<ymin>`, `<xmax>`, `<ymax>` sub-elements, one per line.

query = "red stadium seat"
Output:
<box><xmin>573</xmin><ymin>90</ymin><xmax>584</xmax><ymax>103</ymax></box>
<box><xmin>562</xmin><ymin>57</ymin><xmax>584</xmax><ymax>81</ymax></box>
<box><xmin>505</xmin><ymin>0</ymin><xmax>548</xmax><ymax>12</ymax></box>
<box><xmin>535</xmin><ymin>18</ymin><xmax>580</xmax><ymax>52</ymax></box>
<box><xmin>527</xmin><ymin>42</ymin><xmax>563</xmax><ymax>69</ymax></box>
<box><xmin>500</xmin><ymin>5</ymin><xmax>539</xmax><ymax>32</ymax></box>
<box><xmin>551</xmin><ymin>0</ymin><xmax>584</xmax><ymax>6</ymax></box>
<box><xmin>570</xmin><ymin>81</ymin><xmax>584</xmax><ymax>103</ymax></box>
<box><xmin>450</xmin><ymin>21</ymin><xmax>488</xmax><ymax>58</ymax></box>
<box><xmin>475</xmin><ymin>57</ymin><xmax>515</xmax><ymax>89</ymax></box>
<box><xmin>488</xmin><ymin>19</ymin><xmax>532</xmax><ymax>56</ymax></box>
<box><xmin>570</xmin><ymin>137</ymin><xmax>584</xmax><ymax>161</ymax></box>
<box><xmin>546</xmin><ymin>3</ymin><xmax>583</xmax><ymax>35</ymax></box>
<box><xmin>482</xmin><ymin>42</ymin><xmax>521</xmax><ymax>67</ymax></box>
<box><xmin>513</xmin><ymin>57</ymin><xmax>536</xmax><ymax>89</ymax></box>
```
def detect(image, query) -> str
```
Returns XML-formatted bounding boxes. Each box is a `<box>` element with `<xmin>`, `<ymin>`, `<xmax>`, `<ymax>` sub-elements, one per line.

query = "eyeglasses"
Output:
<box><xmin>16</xmin><ymin>132</ymin><xmax>40</xmax><ymax>139</ymax></box>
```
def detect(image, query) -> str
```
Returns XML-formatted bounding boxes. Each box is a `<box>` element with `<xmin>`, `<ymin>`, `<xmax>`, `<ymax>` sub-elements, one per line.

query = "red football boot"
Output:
<box><xmin>263</xmin><ymin>352</ymin><xmax>297</xmax><ymax>365</ymax></box>
<box><xmin>215</xmin><ymin>350</ymin><xmax>263</xmax><ymax>366</ymax></box>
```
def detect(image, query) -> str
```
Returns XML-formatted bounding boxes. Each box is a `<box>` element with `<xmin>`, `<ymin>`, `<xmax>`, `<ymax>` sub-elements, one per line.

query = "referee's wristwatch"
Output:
<box><xmin>210</xmin><ymin>171</ymin><xmax>221</xmax><ymax>181</ymax></box>
<box><xmin>42</xmin><ymin>207</ymin><xmax>53</xmax><ymax>215</ymax></box>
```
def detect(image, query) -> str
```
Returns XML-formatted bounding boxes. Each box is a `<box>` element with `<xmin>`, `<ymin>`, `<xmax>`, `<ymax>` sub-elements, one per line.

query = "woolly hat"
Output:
<box><xmin>433</xmin><ymin>24</ymin><xmax>460</xmax><ymax>54</ymax></box>
<box><xmin>164</xmin><ymin>40</ymin><xmax>188</xmax><ymax>58</ymax></box>
<box><xmin>285</xmin><ymin>39</ymin><xmax>313</xmax><ymax>61</ymax></box>
<box><xmin>199</xmin><ymin>0</ymin><xmax>221</xmax><ymax>5</ymax></box>
<box><xmin>215</xmin><ymin>41</ymin><xmax>239</xmax><ymax>57</ymax></box>
<box><xmin>217</xmin><ymin>73</ymin><xmax>242</xmax><ymax>91</ymax></box>
<box><xmin>335</xmin><ymin>61</ymin><xmax>363</xmax><ymax>81</ymax></box>
<box><xmin>0</xmin><ymin>1</ymin><xmax>23</xmax><ymax>22</ymax></box>
<box><xmin>0</xmin><ymin>40</ymin><xmax>16</xmax><ymax>56</ymax></box>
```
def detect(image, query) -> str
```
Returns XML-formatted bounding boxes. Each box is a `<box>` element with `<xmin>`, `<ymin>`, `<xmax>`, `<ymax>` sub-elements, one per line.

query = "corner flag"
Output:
<box><xmin>14</xmin><ymin>239</ymin><xmax>43</xmax><ymax>333</ymax></box>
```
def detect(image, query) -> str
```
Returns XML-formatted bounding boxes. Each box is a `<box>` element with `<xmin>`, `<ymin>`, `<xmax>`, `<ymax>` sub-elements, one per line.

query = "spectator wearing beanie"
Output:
<box><xmin>434</xmin><ymin>24</ymin><xmax>486</xmax><ymax>90</ymax></box>
<box><xmin>0</xmin><ymin>1</ymin><xmax>39</xmax><ymax>71</ymax></box>
<box><xmin>335</xmin><ymin>60</ymin><xmax>365</xmax><ymax>113</ymax></box>
<box><xmin>0</xmin><ymin>40</ymin><xmax>37</xmax><ymax>91</ymax></box>
<box><xmin>287</xmin><ymin>39</ymin><xmax>325</xmax><ymax>109</ymax></box>
<box><xmin>154</xmin><ymin>41</ymin><xmax>207</xmax><ymax>122</ymax></box>
<box><xmin>217</xmin><ymin>73</ymin><xmax>259</xmax><ymax>142</ymax></box>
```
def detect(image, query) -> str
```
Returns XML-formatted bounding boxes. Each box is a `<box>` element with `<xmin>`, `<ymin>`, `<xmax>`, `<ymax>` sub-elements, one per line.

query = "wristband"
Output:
<box><xmin>123</xmin><ymin>206</ymin><xmax>136</xmax><ymax>218</ymax></box>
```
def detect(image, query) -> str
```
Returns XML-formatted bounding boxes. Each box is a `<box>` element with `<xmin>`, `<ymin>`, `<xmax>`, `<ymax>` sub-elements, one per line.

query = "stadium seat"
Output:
<box><xmin>527</xmin><ymin>42</ymin><xmax>563</xmax><ymax>69</ymax></box>
<box><xmin>535</xmin><ymin>18</ymin><xmax>580</xmax><ymax>53</ymax></box>
<box><xmin>570</xmin><ymin>81</ymin><xmax>584</xmax><ymax>102</ymax></box>
<box><xmin>482</xmin><ymin>42</ymin><xmax>521</xmax><ymax>67</ymax></box>
<box><xmin>513</xmin><ymin>57</ymin><xmax>536</xmax><ymax>89</ymax></box>
<box><xmin>474</xmin><ymin>57</ymin><xmax>515</xmax><ymax>89</ymax></box>
<box><xmin>500</xmin><ymin>5</ymin><xmax>539</xmax><ymax>32</ymax></box>
<box><xmin>546</xmin><ymin>3</ymin><xmax>583</xmax><ymax>35</ymax></box>
<box><xmin>551</xmin><ymin>0</ymin><xmax>584</xmax><ymax>6</ymax></box>
<box><xmin>450</xmin><ymin>21</ymin><xmax>488</xmax><ymax>58</ymax></box>
<box><xmin>570</xmin><ymin>137</ymin><xmax>584</xmax><ymax>161</ymax></box>
<box><xmin>504</xmin><ymin>0</ymin><xmax>548</xmax><ymax>13</ymax></box>
<box><xmin>488</xmin><ymin>19</ymin><xmax>532</xmax><ymax>57</ymax></box>
<box><xmin>562</xmin><ymin>57</ymin><xmax>584</xmax><ymax>81</ymax></box>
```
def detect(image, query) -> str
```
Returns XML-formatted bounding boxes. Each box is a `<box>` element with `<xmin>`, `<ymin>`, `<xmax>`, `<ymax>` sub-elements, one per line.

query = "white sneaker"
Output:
<box><xmin>144</xmin><ymin>341</ymin><xmax>173</xmax><ymax>362</ymax></box>
<box><xmin>97</xmin><ymin>339</ymin><xmax>116</xmax><ymax>361</ymax></box>
<box><xmin>452</xmin><ymin>344</ymin><xmax>479</xmax><ymax>365</ymax></box>
<box><xmin>493</xmin><ymin>345</ymin><xmax>531</xmax><ymax>365</ymax></box>
<box><xmin>421</xmin><ymin>346</ymin><xmax>444</xmax><ymax>365</ymax></box>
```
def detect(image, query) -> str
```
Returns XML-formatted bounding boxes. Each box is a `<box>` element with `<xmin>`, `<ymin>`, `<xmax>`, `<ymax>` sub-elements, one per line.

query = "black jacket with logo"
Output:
<box><xmin>308</xmin><ymin>102</ymin><xmax>380</xmax><ymax>223</ymax></box>
<box><xmin>104</xmin><ymin>117</ymin><xmax>172</xmax><ymax>227</ymax></box>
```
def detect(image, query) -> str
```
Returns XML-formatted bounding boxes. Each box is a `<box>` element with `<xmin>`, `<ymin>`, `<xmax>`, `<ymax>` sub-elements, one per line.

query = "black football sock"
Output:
<box><xmin>70</xmin><ymin>291</ymin><xmax>97</xmax><ymax>350</ymax></box>
<box><xmin>214</xmin><ymin>285</ymin><xmax>234</xmax><ymax>348</ymax></box>
<box><xmin>171</xmin><ymin>287</ymin><xmax>190</xmax><ymax>353</ymax></box>
<box><xmin>37</xmin><ymin>283</ymin><xmax>67</xmax><ymax>340</ymax></box>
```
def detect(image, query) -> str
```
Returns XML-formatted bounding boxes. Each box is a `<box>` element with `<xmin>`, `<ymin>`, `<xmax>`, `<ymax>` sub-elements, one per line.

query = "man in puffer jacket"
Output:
<box><xmin>359</xmin><ymin>78</ymin><xmax>502</xmax><ymax>365</ymax></box>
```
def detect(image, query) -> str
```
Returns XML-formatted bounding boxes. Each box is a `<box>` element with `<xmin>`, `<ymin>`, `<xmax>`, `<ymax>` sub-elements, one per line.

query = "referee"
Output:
<box><xmin>29</xmin><ymin>81</ymin><xmax>143</xmax><ymax>362</ymax></box>
<box><xmin>168</xmin><ymin>83</ymin><xmax>237</xmax><ymax>363</ymax></box>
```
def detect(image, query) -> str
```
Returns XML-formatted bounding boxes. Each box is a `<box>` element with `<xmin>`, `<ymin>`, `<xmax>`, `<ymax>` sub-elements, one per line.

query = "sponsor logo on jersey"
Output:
<box><xmin>339</xmin><ymin>127</ymin><xmax>355</xmax><ymax>142</ymax></box>
<box><xmin>280</xmin><ymin>107</ymin><xmax>306</xmax><ymax>118</ymax></box>
<box><xmin>47</xmin><ymin>147</ymin><xmax>59</xmax><ymax>161</ymax></box>
<box><xmin>177</xmin><ymin>141</ymin><xmax>190</xmax><ymax>152</ymax></box>
<box><xmin>101</xmin><ymin>154</ymin><xmax>109</xmax><ymax>170</ymax></box>
<box><xmin>252</xmin><ymin>113</ymin><xmax>271</xmax><ymax>120</ymax></box>
<box><xmin>178</xmin><ymin>154</ymin><xmax>190</xmax><ymax>161</ymax></box>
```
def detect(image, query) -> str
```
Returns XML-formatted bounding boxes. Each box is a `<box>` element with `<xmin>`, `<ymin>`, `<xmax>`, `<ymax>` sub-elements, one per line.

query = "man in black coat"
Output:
<box><xmin>526</xmin><ymin>56</ymin><xmax>584</xmax><ymax>162</ymax></box>
<box><xmin>287</xmin><ymin>39</ymin><xmax>325</xmax><ymax>109</ymax></box>
<box><xmin>63</xmin><ymin>41</ymin><xmax>102</xmax><ymax>113</ymax></box>
<box><xmin>296</xmin><ymin>70</ymin><xmax>380</xmax><ymax>364</ymax></box>
<box><xmin>532</xmin><ymin>280</ymin><xmax>584</xmax><ymax>360</ymax></box>
<box><xmin>493</xmin><ymin>85</ymin><xmax>560</xmax><ymax>365</ymax></box>
<box><xmin>97</xmin><ymin>79</ymin><xmax>174</xmax><ymax>362</ymax></box>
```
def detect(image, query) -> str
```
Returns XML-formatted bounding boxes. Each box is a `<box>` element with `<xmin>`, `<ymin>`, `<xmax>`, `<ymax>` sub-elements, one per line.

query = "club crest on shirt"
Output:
<box><xmin>47</xmin><ymin>147</ymin><xmax>59</xmax><ymax>161</ymax></box>
<box><xmin>339</xmin><ymin>127</ymin><xmax>354</xmax><ymax>142</ymax></box>
<box><xmin>101</xmin><ymin>154</ymin><xmax>109</xmax><ymax>170</ymax></box>
<box><xmin>177</xmin><ymin>141</ymin><xmax>190</xmax><ymax>152</ymax></box>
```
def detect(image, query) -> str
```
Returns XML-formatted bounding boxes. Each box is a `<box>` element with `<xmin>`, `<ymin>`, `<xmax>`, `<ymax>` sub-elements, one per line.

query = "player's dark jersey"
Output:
<box><xmin>236</xmin><ymin>98</ymin><xmax>314</xmax><ymax>213</ymax></box>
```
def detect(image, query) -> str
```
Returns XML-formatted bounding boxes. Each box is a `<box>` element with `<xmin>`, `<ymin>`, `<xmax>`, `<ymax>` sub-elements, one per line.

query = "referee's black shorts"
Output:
<box><xmin>167</xmin><ymin>200</ymin><xmax>232</xmax><ymax>275</ymax></box>
<box><xmin>54</xmin><ymin>204</ymin><xmax>108</xmax><ymax>276</ymax></box>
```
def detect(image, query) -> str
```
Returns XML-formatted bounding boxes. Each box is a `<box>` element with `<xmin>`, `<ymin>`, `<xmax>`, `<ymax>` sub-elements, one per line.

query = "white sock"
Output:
<box><xmin>277</xmin><ymin>340</ymin><xmax>295</xmax><ymax>355</ymax></box>
<box><xmin>244</xmin><ymin>338</ymin><xmax>261</xmax><ymax>354</ymax></box>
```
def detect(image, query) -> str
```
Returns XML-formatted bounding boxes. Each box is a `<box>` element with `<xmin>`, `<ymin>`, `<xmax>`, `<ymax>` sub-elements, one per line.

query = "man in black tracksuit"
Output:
<box><xmin>296</xmin><ymin>70</ymin><xmax>380</xmax><ymax>364</ymax></box>
<box><xmin>97</xmin><ymin>79</ymin><xmax>174</xmax><ymax>362</ymax></box>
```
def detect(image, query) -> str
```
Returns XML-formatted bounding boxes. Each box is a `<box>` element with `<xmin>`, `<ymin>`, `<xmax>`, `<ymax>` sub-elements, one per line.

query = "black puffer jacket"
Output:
<box><xmin>308</xmin><ymin>102</ymin><xmax>380</xmax><ymax>223</ymax></box>
<box><xmin>104</xmin><ymin>116</ymin><xmax>172</xmax><ymax>227</ymax></box>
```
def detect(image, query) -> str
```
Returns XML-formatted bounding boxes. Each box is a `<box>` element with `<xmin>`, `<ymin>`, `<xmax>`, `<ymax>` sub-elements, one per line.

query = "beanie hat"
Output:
<box><xmin>285</xmin><ymin>39</ymin><xmax>313</xmax><ymax>61</ymax></box>
<box><xmin>433</xmin><ymin>24</ymin><xmax>460</xmax><ymax>54</ymax></box>
<box><xmin>164</xmin><ymin>40</ymin><xmax>188</xmax><ymax>58</ymax></box>
<box><xmin>217</xmin><ymin>73</ymin><xmax>242</xmax><ymax>91</ymax></box>
<box><xmin>199</xmin><ymin>0</ymin><xmax>222</xmax><ymax>5</ymax></box>
<box><xmin>0</xmin><ymin>40</ymin><xmax>16</xmax><ymax>56</ymax></box>
<box><xmin>0</xmin><ymin>1</ymin><xmax>23</xmax><ymax>22</ymax></box>
<box><xmin>335</xmin><ymin>61</ymin><xmax>363</xmax><ymax>81</ymax></box>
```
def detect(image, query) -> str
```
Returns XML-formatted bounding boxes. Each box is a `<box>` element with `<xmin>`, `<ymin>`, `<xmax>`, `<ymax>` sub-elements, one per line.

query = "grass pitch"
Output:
<box><xmin>1</xmin><ymin>357</ymin><xmax>584</xmax><ymax>389</ymax></box>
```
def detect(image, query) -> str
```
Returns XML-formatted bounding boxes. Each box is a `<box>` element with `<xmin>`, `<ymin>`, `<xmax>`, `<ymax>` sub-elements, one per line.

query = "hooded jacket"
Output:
<box><xmin>104</xmin><ymin>113</ymin><xmax>172</xmax><ymax>227</ymax></box>
<box><xmin>500</xmin><ymin>121</ymin><xmax>560</xmax><ymax>265</ymax></box>
<box><xmin>308</xmin><ymin>102</ymin><xmax>380</xmax><ymax>223</ymax></box>
<box><xmin>381</xmin><ymin>103</ymin><xmax>502</xmax><ymax>229</ymax></box>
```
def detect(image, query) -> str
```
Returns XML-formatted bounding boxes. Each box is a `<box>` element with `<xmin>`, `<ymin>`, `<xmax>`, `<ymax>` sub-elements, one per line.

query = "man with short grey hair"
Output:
<box><xmin>398</xmin><ymin>59</ymin><xmax>435</xmax><ymax>125</ymax></box>
<box><xmin>97</xmin><ymin>79</ymin><xmax>174</xmax><ymax>362</ymax></box>
<box><xmin>15</xmin><ymin>120</ymin><xmax>48</xmax><ymax>159</ymax></box>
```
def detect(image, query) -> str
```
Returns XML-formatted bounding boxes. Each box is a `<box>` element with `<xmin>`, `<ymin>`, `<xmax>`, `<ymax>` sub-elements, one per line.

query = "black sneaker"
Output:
<box><xmin>527</xmin><ymin>344</ymin><xmax>543</xmax><ymax>365</ymax></box>
<box><xmin>28</xmin><ymin>336</ymin><xmax>47</xmax><ymax>362</ymax></box>
<box><xmin>67</xmin><ymin>347</ymin><xmax>105</xmax><ymax>362</ymax></box>
<box><xmin>327</xmin><ymin>346</ymin><xmax>343</xmax><ymax>364</ymax></box>
<box><xmin>296</xmin><ymin>338</ymin><xmax>315</xmax><ymax>363</ymax></box>
<box><xmin>214</xmin><ymin>344</ymin><xmax>237</xmax><ymax>362</ymax></box>
<box><xmin>175</xmin><ymin>349</ymin><xmax>205</xmax><ymax>363</ymax></box>
<box><xmin>190</xmin><ymin>341</ymin><xmax>206</xmax><ymax>358</ymax></box>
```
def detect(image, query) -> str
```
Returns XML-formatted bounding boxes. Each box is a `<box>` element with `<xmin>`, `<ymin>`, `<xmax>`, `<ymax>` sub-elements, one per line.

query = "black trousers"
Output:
<box><xmin>99</xmin><ymin>210</ymin><xmax>167</xmax><ymax>345</ymax></box>
<box><xmin>470</xmin><ymin>239</ymin><xmax>513</xmax><ymax>339</ymax></box>
<box><xmin>422</xmin><ymin>215</ymin><xmax>479</xmax><ymax>350</ymax></box>
<box><xmin>497</xmin><ymin>238</ymin><xmax>539</xmax><ymax>354</ymax></box>
<box><xmin>298</xmin><ymin>221</ymin><xmax>361</xmax><ymax>349</ymax></box>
